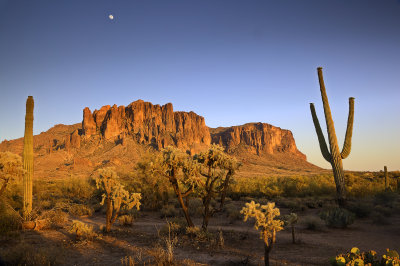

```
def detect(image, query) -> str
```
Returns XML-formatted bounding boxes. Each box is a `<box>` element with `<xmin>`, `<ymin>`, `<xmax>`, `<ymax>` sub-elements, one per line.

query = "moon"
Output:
<box><xmin>109</xmin><ymin>14</ymin><xmax>114</xmax><ymax>20</ymax></box>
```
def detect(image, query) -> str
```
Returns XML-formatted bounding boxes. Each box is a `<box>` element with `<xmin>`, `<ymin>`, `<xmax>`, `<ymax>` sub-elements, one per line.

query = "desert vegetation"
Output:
<box><xmin>0</xmin><ymin>88</ymin><xmax>399</xmax><ymax>265</ymax></box>
<box><xmin>1</xmin><ymin>146</ymin><xmax>399</xmax><ymax>265</ymax></box>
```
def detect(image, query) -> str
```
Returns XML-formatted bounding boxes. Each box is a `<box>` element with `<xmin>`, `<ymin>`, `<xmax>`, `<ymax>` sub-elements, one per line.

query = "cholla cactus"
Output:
<box><xmin>241</xmin><ymin>201</ymin><xmax>284</xmax><ymax>266</ymax></box>
<box><xmin>95</xmin><ymin>168</ymin><xmax>141</xmax><ymax>232</ymax></box>
<box><xmin>194</xmin><ymin>144</ymin><xmax>241</xmax><ymax>230</ymax></box>
<box><xmin>160</xmin><ymin>146</ymin><xmax>197</xmax><ymax>227</ymax></box>
<box><xmin>283</xmin><ymin>213</ymin><xmax>298</xmax><ymax>244</ymax></box>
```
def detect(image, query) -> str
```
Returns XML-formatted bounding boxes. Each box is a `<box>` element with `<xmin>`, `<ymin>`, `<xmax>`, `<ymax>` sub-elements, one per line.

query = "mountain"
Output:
<box><xmin>0</xmin><ymin>99</ymin><xmax>322</xmax><ymax>179</ymax></box>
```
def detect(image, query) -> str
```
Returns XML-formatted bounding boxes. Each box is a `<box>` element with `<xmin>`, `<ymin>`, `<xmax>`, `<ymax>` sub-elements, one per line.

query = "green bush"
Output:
<box><xmin>319</xmin><ymin>207</ymin><xmax>355</xmax><ymax>228</ymax></box>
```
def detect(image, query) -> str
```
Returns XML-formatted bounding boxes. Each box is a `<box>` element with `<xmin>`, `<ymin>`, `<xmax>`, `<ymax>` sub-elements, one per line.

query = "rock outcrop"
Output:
<box><xmin>210</xmin><ymin>123</ymin><xmax>306</xmax><ymax>159</ymax></box>
<box><xmin>81</xmin><ymin>100</ymin><xmax>211</xmax><ymax>154</ymax></box>
<box><xmin>70</xmin><ymin>130</ymin><xmax>81</xmax><ymax>149</ymax></box>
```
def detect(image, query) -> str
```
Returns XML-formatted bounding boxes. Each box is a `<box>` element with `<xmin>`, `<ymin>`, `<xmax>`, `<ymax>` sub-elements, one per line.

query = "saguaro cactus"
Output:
<box><xmin>23</xmin><ymin>96</ymin><xmax>34</xmax><ymax>219</ymax></box>
<box><xmin>310</xmin><ymin>68</ymin><xmax>354</xmax><ymax>208</ymax></box>
<box><xmin>384</xmin><ymin>166</ymin><xmax>389</xmax><ymax>191</ymax></box>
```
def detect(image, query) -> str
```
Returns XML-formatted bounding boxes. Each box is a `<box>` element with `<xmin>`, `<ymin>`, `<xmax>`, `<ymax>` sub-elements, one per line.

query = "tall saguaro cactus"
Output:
<box><xmin>384</xmin><ymin>166</ymin><xmax>389</xmax><ymax>191</ymax></box>
<box><xmin>23</xmin><ymin>96</ymin><xmax>34</xmax><ymax>219</ymax></box>
<box><xmin>310</xmin><ymin>68</ymin><xmax>354</xmax><ymax>207</ymax></box>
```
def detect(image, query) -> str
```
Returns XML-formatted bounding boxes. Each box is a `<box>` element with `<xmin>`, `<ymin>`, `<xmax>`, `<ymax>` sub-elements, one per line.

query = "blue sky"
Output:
<box><xmin>0</xmin><ymin>0</ymin><xmax>399</xmax><ymax>171</ymax></box>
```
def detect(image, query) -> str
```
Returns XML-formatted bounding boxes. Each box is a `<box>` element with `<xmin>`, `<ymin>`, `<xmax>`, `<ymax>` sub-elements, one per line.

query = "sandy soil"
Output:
<box><xmin>1</xmin><ymin>206</ymin><xmax>399</xmax><ymax>266</ymax></box>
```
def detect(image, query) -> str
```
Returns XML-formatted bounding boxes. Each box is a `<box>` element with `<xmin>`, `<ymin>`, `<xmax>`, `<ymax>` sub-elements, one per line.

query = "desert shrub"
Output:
<box><xmin>40</xmin><ymin>209</ymin><xmax>68</xmax><ymax>229</ymax></box>
<box><xmin>223</xmin><ymin>197</ymin><xmax>232</xmax><ymax>204</ymax></box>
<box><xmin>277</xmin><ymin>198</ymin><xmax>307</xmax><ymax>212</ymax></box>
<box><xmin>319</xmin><ymin>207</ymin><xmax>355</xmax><ymax>228</ymax></box>
<box><xmin>302</xmin><ymin>216</ymin><xmax>321</xmax><ymax>230</ymax></box>
<box><xmin>374</xmin><ymin>205</ymin><xmax>392</xmax><ymax>217</ymax></box>
<box><xmin>330</xmin><ymin>247</ymin><xmax>399</xmax><ymax>266</ymax></box>
<box><xmin>157</xmin><ymin>221</ymin><xmax>180</xmax><ymax>265</ymax></box>
<box><xmin>159</xmin><ymin>218</ymin><xmax>187</xmax><ymax>236</ymax></box>
<box><xmin>1</xmin><ymin>241</ymin><xmax>64</xmax><ymax>266</ymax></box>
<box><xmin>224</xmin><ymin>203</ymin><xmax>241</xmax><ymax>223</ymax></box>
<box><xmin>118</xmin><ymin>215</ymin><xmax>134</xmax><ymax>226</ymax></box>
<box><xmin>37</xmin><ymin>199</ymin><xmax>53</xmax><ymax>210</ymax></box>
<box><xmin>68</xmin><ymin>220</ymin><xmax>96</xmax><ymax>240</ymax></box>
<box><xmin>0</xmin><ymin>152</ymin><xmax>24</xmax><ymax>198</ymax></box>
<box><xmin>188</xmin><ymin>198</ymin><xmax>203</xmax><ymax>218</ymax></box>
<box><xmin>0</xmin><ymin>202</ymin><xmax>21</xmax><ymax>235</ymax></box>
<box><xmin>374</xmin><ymin>191</ymin><xmax>398</xmax><ymax>207</ymax></box>
<box><xmin>230</xmin><ymin>173</ymin><xmax>390</xmax><ymax>200</ymax></box>
<box><xmin>68</xmin><ymin>204</ymin><xmax>94</xmax><ymax>217</ymax></box>
<box><xmin>304</xmin><ymin>197</ymin><xmax>324</xmax><ymax>209</ymax></box>
<box><xmin>60</xmin><ymin>176</ymin><xmax>95</xmax><ymax>201</ymax></box>
<box><xmin>133</xmin><ymin>152</ymin><xmax>171</xmax><ymax>211</ymax></box>
<box><xmin>185</xmin><ymin>225</ymin><xmax>201</xmax><ymax>236</ymax></box>
<box><xmin>346</xmin><ymin>201</ymin><xmax>372</xmax><ymax>218</ymax></box>
<box><xmin>371</xmin><ymin>212</ymin><xmax>390</xmax><ymax>225</ymax></box>
<box><xmin>160</xmin><ymin>205</ymin><xmax>180</xmax><ymax>218</ymax></box>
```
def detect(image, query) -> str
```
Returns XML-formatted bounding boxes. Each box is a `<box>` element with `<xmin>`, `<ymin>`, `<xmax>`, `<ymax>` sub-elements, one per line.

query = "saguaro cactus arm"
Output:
<box><xmin>340</xmin><ymin>97</ymin><xmax>355</xmax><ymax>159</ymax></box>
<box><xmin>310</xmin><ymin>103</ymin><xmax>332</xmax><ymax>162</ymax></box>
<box><xmin>317</xmin><ymin>67</ymin><xmax>341</xmax><ymax>160</ymax></box>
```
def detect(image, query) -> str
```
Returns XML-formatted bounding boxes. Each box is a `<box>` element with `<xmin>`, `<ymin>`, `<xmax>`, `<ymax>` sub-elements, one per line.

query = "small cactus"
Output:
<box><xmin>23</xmin><ymin>96</ymin><xmax>34</xmax><ymax>220</ymax></box>
<box><xmin>241</xmin><ymin>201</ymin><xmax>284</xmax><ymax>266</ymax></box>
<box><xmin>282</xmin><ymin>213</ymin><xmax>298</xmax><ymax>244</ymax></box>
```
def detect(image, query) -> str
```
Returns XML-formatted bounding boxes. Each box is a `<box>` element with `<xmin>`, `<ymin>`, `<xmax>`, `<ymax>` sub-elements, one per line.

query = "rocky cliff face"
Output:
<box><xmin>210</xmin><ymin>123</ymin><xmax>306</xmax><ymax>160</ymax></box>
<box><xmin>81</xmin><ymin>100</ymin><xmax>211</xmax><ymax>154</ymax></box>
<box><xmin>80</xmin><ymin>100</ymin><xmax>305</xmax><ymax>159</ymax></box>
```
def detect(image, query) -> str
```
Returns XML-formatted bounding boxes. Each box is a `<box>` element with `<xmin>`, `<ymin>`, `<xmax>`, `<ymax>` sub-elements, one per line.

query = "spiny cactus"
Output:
<box><xmin>95</xmin><ymin>167</ymin><xmax>141</xmax><ymax>232</ymax></box>
<box><xmin>194</xmin><ymin>144</ymin><xmax>241</xmax><ymax>230</ymax></box>
<box><xmin>331</xmin><ymin>247</ymin><xmax>399</xmax><ymax>266</ymax></box>
<box><xmin>282</xmin><ymin>213</ymin><xmax>298</xmax><ymax>244</ymax></box>
<box><xmin>241</xmin><ymin>201</ymin><xmax>284</xmax><ymax>266</ymax></box>
<box><xmin>310</xmin><ymin>67</ymin><xmax>354</xmax><ymax>207</ymax></box>
<box><xmin>384</xmin><ymin>166</ymin><xmax>389</xmax><ymax>191</ymax></box>
<box><xmin>23</xmin><ymin>96</ymin><xmax>34</xmax><ymax>220</ymax></box>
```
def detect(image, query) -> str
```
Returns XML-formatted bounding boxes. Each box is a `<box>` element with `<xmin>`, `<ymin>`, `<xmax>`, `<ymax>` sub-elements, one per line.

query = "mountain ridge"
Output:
<box><xmin>0</xmin><ymin>99</ymin><xmax>322</xmax><ymax>179</ymax></box>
